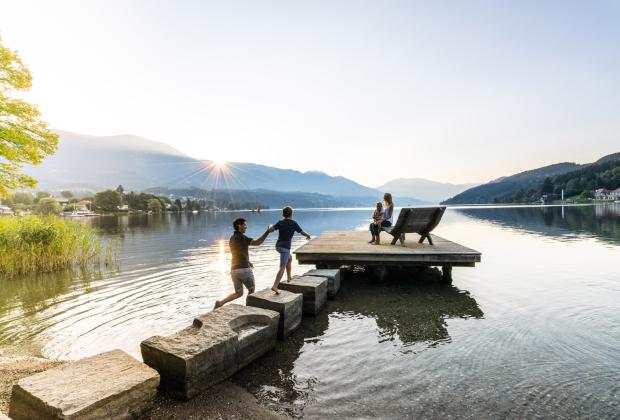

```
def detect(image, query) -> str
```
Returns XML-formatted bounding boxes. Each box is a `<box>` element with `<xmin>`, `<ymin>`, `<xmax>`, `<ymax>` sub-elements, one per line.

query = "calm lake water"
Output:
<box><xmin>1</xmin><ymin>205</ymin><xmax>619</xmax><ymax>418</ymax></box>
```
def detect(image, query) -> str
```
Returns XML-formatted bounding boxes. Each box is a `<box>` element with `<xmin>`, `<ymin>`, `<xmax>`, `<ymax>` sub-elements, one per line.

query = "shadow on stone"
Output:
<box><xmin>141</xmin><ymin>304</ymin><xmax>279</xmax><ymax>400</ymax></box>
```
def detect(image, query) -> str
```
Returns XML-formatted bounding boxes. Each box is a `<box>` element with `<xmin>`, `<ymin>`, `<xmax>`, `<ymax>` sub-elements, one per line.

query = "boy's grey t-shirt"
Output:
<box><xmin>273</xmin><ymin>219</ymin><xmax>302</xmax><ymax>249</ymax></box>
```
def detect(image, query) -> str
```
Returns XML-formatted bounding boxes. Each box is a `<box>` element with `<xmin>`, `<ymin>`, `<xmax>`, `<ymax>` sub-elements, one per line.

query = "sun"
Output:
<box><xmin>213</xmin><ymin>159</ymin><xmax>227</xmax><ymax>168</ymax></box>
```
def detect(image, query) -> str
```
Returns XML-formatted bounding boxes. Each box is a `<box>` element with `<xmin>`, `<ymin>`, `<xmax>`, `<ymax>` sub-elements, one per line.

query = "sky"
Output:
<box><xmin>1</xmin><ymin>0</ymin><xmax>619</xmax><ymax>187</ymax></box>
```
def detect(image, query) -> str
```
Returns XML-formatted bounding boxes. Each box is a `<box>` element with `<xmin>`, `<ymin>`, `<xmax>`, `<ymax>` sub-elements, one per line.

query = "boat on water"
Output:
<box><xmin>62</xmin><ymin>210</ymin><xmax>99</xmax><ymax>217</ymax></box>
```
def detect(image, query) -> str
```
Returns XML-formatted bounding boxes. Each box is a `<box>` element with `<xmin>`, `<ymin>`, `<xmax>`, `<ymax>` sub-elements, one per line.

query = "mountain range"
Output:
<box><xmin>376</xmin><ymin>178</ymin><xmax>477</xmax><ymax>204</ymax></box>
<box><xmin>27</xmin><ymin>131</ymin><xmax>450</xmax><ymax>205</ymax></box>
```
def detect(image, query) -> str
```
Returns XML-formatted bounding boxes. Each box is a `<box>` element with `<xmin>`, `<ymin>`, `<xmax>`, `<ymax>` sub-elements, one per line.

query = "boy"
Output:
<box><xmin>269</xmin><ymin>206</ymin><xmax>311</xmax><ymax>294</ymax></box>
<box><xmin>213</xmin><ymin>218</ymin><xmax>270</xmax><ymax>309</ymax></box>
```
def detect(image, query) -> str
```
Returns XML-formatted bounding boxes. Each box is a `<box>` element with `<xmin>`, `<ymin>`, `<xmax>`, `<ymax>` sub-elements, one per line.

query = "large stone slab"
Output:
<box><xmin>246</xmin><ymin>288</ymin><xmax>303</xmax><ymax>339</ymax></box>
<box><xmin>278</xmin><ymin>276</ymin><xmax>328</xmax><ymax>316</ymax></box>
<box><xmin>304</xmin><ymin>268</ymin><xmax>341</xmax><ymax>298</ymax></box>
<box><xmin>141</xmin><ymin>304</ymin><xmax>279</xmax><ymax>400</ymax></box>
<box><xmin>9</xmin><ymin>349</ymin><xmax>159</xmax><ymax>420</ymax></box>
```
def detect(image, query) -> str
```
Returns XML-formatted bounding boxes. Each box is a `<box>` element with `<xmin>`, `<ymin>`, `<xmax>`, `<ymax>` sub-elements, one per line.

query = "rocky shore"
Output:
<box><xmin>0</xmin><ymin>356</ymin><xmax>65</xmax><ymax>415</ymax></box>
<box><xmin>0</xmin><ymin>356</ymin><xmax>287</xmax><ymax>420</ymax></box>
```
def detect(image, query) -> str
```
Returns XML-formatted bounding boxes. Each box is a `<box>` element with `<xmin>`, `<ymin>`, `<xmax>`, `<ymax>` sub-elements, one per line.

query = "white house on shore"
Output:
<box><xmin>0</xmin><ymin>205</ymin><xmax>15</xmax><ymax>216</ymax></box>
<box><xmin>594</xmin><ymin>188</ymin><xmax>620</xmax><ymax>200</ymax></box>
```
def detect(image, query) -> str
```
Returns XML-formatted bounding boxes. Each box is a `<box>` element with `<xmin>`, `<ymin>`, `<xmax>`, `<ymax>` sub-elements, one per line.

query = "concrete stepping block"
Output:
<box><xmin>9</xmin><ymin>349</ymin><xmax>159</xmax><ymax>420</ymax></box>
<box><xmin>141</xmin><ymin>304</ymin><xmax>279</xmax><ymax>400</ymax></box>
<box><xmin>278</xmin><ymin>276</ymin><xmax>328</xmax><ymax>316</ymax></box>
<box><xmin>246</xmin><ymin>288</ymin><xmax>303</xmax><ymax>339</ymax></box>
<box><xmin>303</xmin><ymin>269</ymin><xmax>341</xmax><ymax>298</ymax></box>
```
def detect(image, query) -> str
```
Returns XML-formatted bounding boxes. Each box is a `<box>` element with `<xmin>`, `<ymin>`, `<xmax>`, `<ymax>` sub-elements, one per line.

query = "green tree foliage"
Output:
<box><xmin>541</xmin><ymin>177</ymin><xmax>553</xmax><ymax>194</ymax></box>
<box><xmin>94</xmin><ymin>190</ymin><xmax>121</xmax><ymax>212</ymax></box>
<box><xmin>36</xmin><ymin>197</ymin><xmax>61</xmax><ymax>215</ymax></box>
<box><xmin>0</xmin><ymin>37</ymin><xmax>58</xmax><ymax>197</ymax></box>
<box><xmin>174</xmin><ymin>198</ymin><xmax>183</xmax><ymax>211</ymax></box>
<box><xmin>4</xmin><ymin>191</ymin><xmax>33</xmax><ymax>205</ymax></box>
<box><xmin>60</xmin><ymin>190</ymin><xmax>73</xmax><ymax>199</ymax></box>
<box><xmin>147</xmin><ymin>198</ymin><xmax>162</xmax><ymax>213</ymax></box>
<box><xmin>125</xmin><ymin>191</ymin><xmax>166</xmax><ymax>211</ymax></box>
<box><xmin>35</xmin><ymin>191</ymin><xmax>51</xmax><ymax>203</ymax></box>
<box><xmin>541</xmin><ymin>158</ymin><xmax>620</xmax><ymax>198</ymax></box>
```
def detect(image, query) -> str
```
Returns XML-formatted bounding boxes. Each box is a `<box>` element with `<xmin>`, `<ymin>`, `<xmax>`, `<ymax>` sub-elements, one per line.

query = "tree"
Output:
<box><xmin>116</xmin><ymin>185</ymin><xmax>124</xmax><ymax>205</ymax></box>
<box><xmin>60</xmin><ymin>190</ymin><xmax>73</xmax><ymax>199</ymax></box>
<box><xmin>147</xmin><ymin>198</ymin><xmax>162</xmax><ymax>213</ymax></box>
<box><xmin>35</xmin><ymin>191</ymin><xmax>51</xmax><ymax>203</ymax></box>
<box><xmin>0</xmin><ymin>37</ymin><xmax>58</xmax><ymax>197</ymax></box>
<box><xmin>36</xmin><ymin>197</ymin><xmax>61</xmax><ymax>215</ymax></box>
<box><xmin>541</xmin><ymin>177</ymin><xmax>553</xmax><ymax>194</ymax></box>
<box><xmin>94</xmin><ymin>190</ymin><xmax>121</xmax><ymax>212</ymax></box>
<box><xmin>11</xmin><ymin>192</ymin><xmax>33</xmax><ymax>205</ymax></box>
<box><xmin>174</xmin><ymin>198</ymin><xmax>183</xmax><ymax>211</ymax></box>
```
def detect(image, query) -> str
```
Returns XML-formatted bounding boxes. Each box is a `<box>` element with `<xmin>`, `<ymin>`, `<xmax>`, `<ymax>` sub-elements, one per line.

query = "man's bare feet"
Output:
<box><xmin>286</xmin><ymin>278</ymin><xmax>292</xmax><ymax>283</ymax></box>
<box><xmin>213</xmin><ymin>300</ymin><xmax>222</xmax><ymax>309</ymax></box>
<box><xmin>271</xmin><ymin>287</ymin><xmax>280</xmax><ymax>295</ymax></box>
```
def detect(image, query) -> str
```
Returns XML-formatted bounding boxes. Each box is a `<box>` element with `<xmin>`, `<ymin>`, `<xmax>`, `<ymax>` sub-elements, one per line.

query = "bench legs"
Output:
<box><xmin>418</xmin><ymin>233</ymin><xmax>433</xmax><ymax>245</ymax></box>
<box><xmin>389</xmin><ymin>233</ymin><xmax>406</xmax><ymax>245</ymax></box>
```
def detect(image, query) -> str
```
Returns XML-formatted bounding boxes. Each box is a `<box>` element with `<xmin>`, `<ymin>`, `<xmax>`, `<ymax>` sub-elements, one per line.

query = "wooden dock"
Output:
<box><xmin>294</xmin><ymin>230</ymin><xmax>481</xmax><ymax>281</ymax></box>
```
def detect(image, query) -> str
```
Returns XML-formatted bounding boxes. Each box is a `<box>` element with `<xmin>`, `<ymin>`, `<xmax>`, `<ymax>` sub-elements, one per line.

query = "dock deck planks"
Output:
<box><xmin>294</xmin><ymin>230</ymin><xmax>481</xmax><ymax>267</ymax></box>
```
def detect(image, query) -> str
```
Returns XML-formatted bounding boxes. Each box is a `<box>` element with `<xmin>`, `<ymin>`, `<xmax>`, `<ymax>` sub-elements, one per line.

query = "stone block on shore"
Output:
<box><xmin>8</xmin><ymin>349</ymin><xmax>159</xmax><ymax>420</ymax></box>
<box><xmin>278</xmin><ymin>276</ymin><xmax>328</xmax><ymax>316</ymax></box>
<box><xmin>141</xmin><ymin>304</ymin><xmax>279</xmax><ymax>400</ymax></box>
<box><xmin>246</xmin><ymin>288</ymin><xmax>303</xmax><ymax>339</ymax></box>
<box><xmin>303</xmin><ymin>269</ymin><xmax>341</xmax><ymax>298</ymax></box>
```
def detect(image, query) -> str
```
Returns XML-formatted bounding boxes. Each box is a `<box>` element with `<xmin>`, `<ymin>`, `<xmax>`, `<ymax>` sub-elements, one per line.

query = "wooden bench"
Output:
<box><xmin>383</xmin><ymin>207</ymin><xmax>446</xmax><ymax>245</ymax></box>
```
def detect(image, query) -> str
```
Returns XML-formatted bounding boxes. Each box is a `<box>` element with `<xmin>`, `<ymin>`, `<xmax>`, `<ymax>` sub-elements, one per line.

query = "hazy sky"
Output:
<box><xmin>1</xmin><ymin>0</ymin><xmax>619</xmax><ymax>187</ymax></box>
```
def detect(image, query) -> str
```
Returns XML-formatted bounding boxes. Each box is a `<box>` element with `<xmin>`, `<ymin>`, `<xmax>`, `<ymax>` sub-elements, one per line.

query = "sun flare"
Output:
<box><xmin>213</xmin><ymin>159</ymin><xmax>227</xmax><ymax>169</ymax></box>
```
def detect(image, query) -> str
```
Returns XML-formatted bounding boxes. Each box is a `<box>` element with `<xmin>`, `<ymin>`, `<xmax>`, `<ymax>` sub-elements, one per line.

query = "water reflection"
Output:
<box><xmin>233</xmin><ymin>270</ymin><xmax>483</xmax><ymax>418</ymax></box>
<box><xmin>1</xmin><ymin>208</ymin><xmax>618</xmax><ymax>418</ymax></box>
<box><xmin>456</xmin><ymin>204</ymin><xmax>620</xmax><ymax>244</ymax></box>
<box><xmin>0</xmin><ymin>268</ymin><xmax>105</xmax><ymax>356</ymax></box>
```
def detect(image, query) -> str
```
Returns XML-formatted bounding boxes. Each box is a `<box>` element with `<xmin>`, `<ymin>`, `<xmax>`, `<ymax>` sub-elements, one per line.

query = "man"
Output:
<box><xmin>213</xmin><ymin>218</ymin><xmax>271</xmax><ymax>309</ymax></box>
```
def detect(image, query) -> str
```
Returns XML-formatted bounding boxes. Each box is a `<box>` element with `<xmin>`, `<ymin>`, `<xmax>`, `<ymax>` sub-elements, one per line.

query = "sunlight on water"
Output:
<box><xmin>0</xmin><ymin>204</ymin><xmax>618</xmax><ymax>417</ymax></box>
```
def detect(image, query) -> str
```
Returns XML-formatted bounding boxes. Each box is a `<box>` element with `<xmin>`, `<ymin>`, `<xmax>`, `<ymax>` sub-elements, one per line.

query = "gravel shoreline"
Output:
<box><xmin>0</xmin><ymin>356</ymin><xmax>288</xmax><ymax>419</ymax></box>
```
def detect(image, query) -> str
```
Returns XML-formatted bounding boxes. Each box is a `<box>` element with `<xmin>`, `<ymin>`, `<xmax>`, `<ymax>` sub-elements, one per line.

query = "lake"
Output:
<box><xmin>1</xmin><ymin>204</ymin><xmax>619</xmax><ymax>418</ymax></box>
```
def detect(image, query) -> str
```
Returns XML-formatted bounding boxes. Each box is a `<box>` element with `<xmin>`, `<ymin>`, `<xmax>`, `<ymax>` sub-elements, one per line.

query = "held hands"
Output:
<box><xmin>267</xmin><ymin>225</ymin><xmax>276</xmax><ymax>233</ymax></box>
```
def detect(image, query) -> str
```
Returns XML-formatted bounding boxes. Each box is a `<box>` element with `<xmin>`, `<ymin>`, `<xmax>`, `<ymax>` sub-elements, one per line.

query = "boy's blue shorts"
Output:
<box><xmin>276</xmin><ymin>246</ymin><xmax>291</xmax><ymax>267</ymax></box>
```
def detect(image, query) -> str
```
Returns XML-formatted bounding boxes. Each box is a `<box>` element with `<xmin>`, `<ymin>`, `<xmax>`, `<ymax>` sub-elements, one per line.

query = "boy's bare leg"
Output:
<box><xmin>272</xmin><ymin>267</ymin><xmax>285</xmax><ymax>294</ymax></box>
<box><xmin>286</xmin><ymin>255</ymin><xmax>293</xmax><ymax>282</ymax></box>
<box><xmin>214</xmin><ymin>291</ymin><xmax>242</xmax><ymax>309</ymax></box>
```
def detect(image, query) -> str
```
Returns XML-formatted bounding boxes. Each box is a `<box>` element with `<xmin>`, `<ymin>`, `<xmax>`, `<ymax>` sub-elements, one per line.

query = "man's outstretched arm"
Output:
<box><xmin>250</xmin><ymin>227</ymin><xmax>271</xmax><ymax>246</ymax></box>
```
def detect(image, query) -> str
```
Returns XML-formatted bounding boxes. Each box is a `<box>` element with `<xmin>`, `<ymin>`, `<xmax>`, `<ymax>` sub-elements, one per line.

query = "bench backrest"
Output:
<box><xmin>391</xmin><ymin>207</ymin><xmax>446</xmax><ymax>235</ymax></box>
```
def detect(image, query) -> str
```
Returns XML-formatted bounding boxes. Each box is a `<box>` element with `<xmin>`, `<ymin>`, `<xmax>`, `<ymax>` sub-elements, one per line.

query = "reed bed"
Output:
<box><xmin>0</xmin><ymin>216</ymin><xmax>114</xmax><ymax>277</ymax></box>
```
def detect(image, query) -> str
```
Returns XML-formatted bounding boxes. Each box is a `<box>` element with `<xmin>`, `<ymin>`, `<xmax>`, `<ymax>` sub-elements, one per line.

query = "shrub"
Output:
<box><xmin>0</xmin><ymin>215</ymin><xmax>114</xmax><ymax>277</ymax></box>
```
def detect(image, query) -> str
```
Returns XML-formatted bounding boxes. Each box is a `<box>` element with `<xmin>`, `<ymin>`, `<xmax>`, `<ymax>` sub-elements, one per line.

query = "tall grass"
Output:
<box><xmin>0</xmin><ymin>216</ymin><xmax>114</xmax><ymax>277</ymax></box>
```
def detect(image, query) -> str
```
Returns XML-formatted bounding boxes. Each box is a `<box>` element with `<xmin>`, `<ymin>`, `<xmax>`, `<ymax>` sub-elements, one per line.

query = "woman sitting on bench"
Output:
<box><xmin>369</xmin><ymin>192</ymin><xmax>394</xmax><ymax>245</ymax></box>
